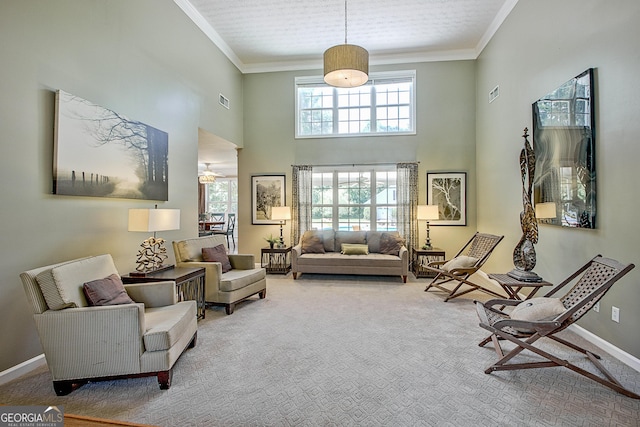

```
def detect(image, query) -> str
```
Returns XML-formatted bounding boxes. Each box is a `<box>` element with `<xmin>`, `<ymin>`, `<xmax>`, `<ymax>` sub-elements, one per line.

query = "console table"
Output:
<box><xmin>261</xmin><ymin>246</ymin><xmax>292</xmax><ymax>274</ymax></box>
<box><xmin>412</xmin><ymin>248</ymin><xmax>446</xmax><ymax>278</ymax></box>
<box><xmin>122</xmin><ymin>266</ymin><xmax>206</xmax><ymax>319</ymax></box>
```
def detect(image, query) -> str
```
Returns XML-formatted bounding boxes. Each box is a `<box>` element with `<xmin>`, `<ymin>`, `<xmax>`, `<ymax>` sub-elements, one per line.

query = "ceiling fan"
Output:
<box><xmin>198</xmin><ymin>163</ymin><xmax>225</xmax><ymax>183</ymax></box>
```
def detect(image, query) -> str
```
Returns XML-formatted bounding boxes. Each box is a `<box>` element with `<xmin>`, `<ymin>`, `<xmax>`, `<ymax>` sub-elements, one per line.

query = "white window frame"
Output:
<box><xmin>295</xmin><ymin>70</ymin><xmax>417</xmax><ymax>139</ymax></box>
<box><xmin>205</xmin><ymin>177</ymin><xmax>238</xmax><ymax>215</ymax></box>
<box><xmin>311</xmin><ymin>165</ymin><xmax>397</xmax><ymax>231</ymax></box>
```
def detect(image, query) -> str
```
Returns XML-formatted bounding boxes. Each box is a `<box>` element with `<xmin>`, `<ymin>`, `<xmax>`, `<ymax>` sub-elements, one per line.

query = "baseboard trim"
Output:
<box><xmin>0</xmin><ymin>354</ymin><xmax>46</xmax><ymax>386</ymax></box>
<box><xmin>568</xmin><ymin>324</ymin><xmax>640</xmax><ymax>373</ymax></box>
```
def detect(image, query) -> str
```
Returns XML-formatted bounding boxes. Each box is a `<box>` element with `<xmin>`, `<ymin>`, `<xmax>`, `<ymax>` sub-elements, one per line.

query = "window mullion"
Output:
<box><xmin>370</xmin><ymin>86</ymin><xmax>377</xmax><ymax>134</ymax></box>
<box><xmin>370</xmin><ymin>170</ymin><xmax>377</xmax><ymax>230</ymax></box>
<box><xmin>332</xmin><ymin>88</ymin><xmax>339</xmax><ymax>134</ymax></box>
<box><xmin>332</xmin><ymin>172</ymin><xmax>339</xmax><ymax>230</ymax></box>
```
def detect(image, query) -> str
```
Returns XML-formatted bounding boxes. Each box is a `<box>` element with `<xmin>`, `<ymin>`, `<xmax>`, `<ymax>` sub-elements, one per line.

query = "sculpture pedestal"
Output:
<box><xmin>507</xmin><ymin>268</ymin><xmax>543</xmax><ymax>283</ymax></box>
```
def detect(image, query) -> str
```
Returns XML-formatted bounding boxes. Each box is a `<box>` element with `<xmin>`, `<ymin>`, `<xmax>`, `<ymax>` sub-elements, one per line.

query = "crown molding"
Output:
<box><xmin>175</xmin><ymin>0</ymin><xmax>519</xmax><ymax>75</ymax></box>
<box><xmin>173</xmin><ymin>0</ymin><xmax>244</xmax><ymax>71</ymax></box>
<box><xmin>475</xmin><ymin>0</ymin><xmax>519</xmax><ymax>55</ymax></box>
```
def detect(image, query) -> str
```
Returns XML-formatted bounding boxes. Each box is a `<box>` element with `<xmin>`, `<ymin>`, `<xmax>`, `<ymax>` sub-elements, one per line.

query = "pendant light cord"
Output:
<box><xmin>344</xmin><ymin>0</ymin><xmax>348</xmax><ymax>44</ymax></box>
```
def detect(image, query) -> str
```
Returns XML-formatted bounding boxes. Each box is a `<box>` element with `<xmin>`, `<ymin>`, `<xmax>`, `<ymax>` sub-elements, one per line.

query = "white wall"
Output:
<box><xmin>0</xmin><ymin>0</ymin><xmax>243</xmax><ymax>371</ymax></box>
<box><xmin>476</xmin><ymin>0</ymin><xmax>640</xmax><ymax>357</ymax></box>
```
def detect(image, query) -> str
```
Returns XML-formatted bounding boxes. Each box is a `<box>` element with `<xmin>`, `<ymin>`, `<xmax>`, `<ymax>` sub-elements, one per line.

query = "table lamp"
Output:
<box><xmin>535</xmin><ymin>202</ymin><xmax>557</xmax><ymax>224</ymax></box>
<box><xmin>271</xmin><ymin>206</ymin><xmax>291</xmax><ymax>247</ymax></box>
<box><xmin>128</xmin><ymin>206</ymin><xmax>180</xmax><ymax>276</ymax></box>
<box><xmin>417</xmin><ymin>205</ymin><xmax>440</xmax><ymax>249</ymax></box>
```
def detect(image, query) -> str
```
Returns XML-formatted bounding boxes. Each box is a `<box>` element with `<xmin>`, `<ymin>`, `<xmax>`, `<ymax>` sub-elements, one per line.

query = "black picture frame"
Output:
<box><xmin>251</xmin><ymin>174</ymin><xmax>286</xmax><ymax>225</ymax></box>
<box><xmin>427</xmin><ymin>172</ymin><xmax>467</xmax><ymax>226</ymax></box>
<box><xmin>532</xmin><ymin>68</ymin><xmax>596</xmax><ymax>228</ymax></box>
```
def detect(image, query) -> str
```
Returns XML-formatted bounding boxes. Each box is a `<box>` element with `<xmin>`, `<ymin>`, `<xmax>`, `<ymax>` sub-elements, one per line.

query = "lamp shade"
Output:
<box><xmin>535</xmin><ymin>202</ymin><xmax>557</xmax><ymax>219</ymax></box>
<box><xmin>417</xmin><ymin>205</ymin><xmax>440</xmax><ymax>221</ymax></box>
<box><xmin>323</xmin><ymin>44</ymin><xmax>369</xmax><ymax>88</ymax></box>
<box><xmin>128</xmin><ymin>209</ymin><xmax>180</xmax><ymax>232</ymax></box>
<box><xmin>271</xmin><ymin>206</ymin><xmax>292</xmax><ymax>221</ymax></box>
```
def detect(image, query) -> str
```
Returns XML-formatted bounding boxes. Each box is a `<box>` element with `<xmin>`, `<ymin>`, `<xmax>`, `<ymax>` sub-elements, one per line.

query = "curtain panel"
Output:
<box><xmin>198</xmin><ymin>183</ymin><xmax>206</xmax><ymax>218</ymax></box>
<box><xmin>291</xmin><ymin>165</ymin><xmax>313</xmax><ymax>245</ymax></box>
<box><xmin>396</xmin><ymin>163</ymin><xmax>419</xmax><ymax>258</ymax></box>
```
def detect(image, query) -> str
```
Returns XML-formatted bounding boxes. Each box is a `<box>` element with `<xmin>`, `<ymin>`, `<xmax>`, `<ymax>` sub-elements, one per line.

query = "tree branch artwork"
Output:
<box><xmin>54</xmin><ymin>90</ymin><xmax>169</xmax><ymax>200</ymax></box>
<box><xmin>427</xmin><ymin>172</ymin><xmax>466</xmax><ymax>226</ymax></box>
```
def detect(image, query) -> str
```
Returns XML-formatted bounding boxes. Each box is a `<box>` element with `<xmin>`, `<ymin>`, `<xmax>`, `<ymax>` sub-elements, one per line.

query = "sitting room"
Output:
<box><xmin>1</xmin><ymin>0</ymin><xmax>639</xmax><ymax>425</ymax></box>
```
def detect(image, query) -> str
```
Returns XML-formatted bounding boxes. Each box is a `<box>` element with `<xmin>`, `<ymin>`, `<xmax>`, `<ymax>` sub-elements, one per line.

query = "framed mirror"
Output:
<box><xmin>532</xmin><ymin>68</ymin><xmax>596</xmax><ymax>228</ymax></box>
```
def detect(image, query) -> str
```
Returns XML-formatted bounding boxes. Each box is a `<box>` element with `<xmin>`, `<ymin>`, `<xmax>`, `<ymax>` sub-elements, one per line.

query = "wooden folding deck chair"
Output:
<box><xmin>424</xmin><ymin>232</ymin><xmax>504</xmax><ymax>301</ymax></box>
<box><xmin>476</xmin><ymin>255</ymin><xmax>639</xmax><ymax>399</ymax></box>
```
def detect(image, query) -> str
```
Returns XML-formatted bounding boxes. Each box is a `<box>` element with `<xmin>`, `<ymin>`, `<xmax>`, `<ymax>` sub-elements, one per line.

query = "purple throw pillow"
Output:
<box><xmin>83</xmin><ymin>274</ymin><xmax>134</xmax><ymax>306</ymax></box>
<box><xmin>202</xmin><ymin>244</ymin><xmax>233</xmax><ymax>273</ymax></box>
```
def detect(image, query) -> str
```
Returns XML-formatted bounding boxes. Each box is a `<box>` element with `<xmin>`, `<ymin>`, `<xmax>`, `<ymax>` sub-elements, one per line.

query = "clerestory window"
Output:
<box><xmin>295</xmin><ymin>70</ymin><xmax>416</xmax><ymax>138</ymax></box>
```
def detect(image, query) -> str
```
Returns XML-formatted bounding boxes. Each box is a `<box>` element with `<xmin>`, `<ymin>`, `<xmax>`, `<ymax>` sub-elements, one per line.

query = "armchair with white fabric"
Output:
<box><xmin>20</xmin><ymin>254</ymin><xmax>197</xmax><ymax>396</ymax></box>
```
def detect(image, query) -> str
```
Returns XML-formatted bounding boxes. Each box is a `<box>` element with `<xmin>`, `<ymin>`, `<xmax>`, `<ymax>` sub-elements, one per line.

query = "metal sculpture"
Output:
<box><xmin>135</xmin><ymin>236</ymin><xmax>169</xmax><ymax>272</ymax></box>
<box><xmin>508</xmin><ymin>127</ymin><xmax>542</xmax><ymax>282</ymax></box>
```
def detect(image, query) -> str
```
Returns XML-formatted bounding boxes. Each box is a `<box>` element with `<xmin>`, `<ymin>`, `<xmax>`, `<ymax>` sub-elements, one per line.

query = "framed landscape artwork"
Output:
<box><xmin>252</xmin><ymin>174</ymin><xmax>286</xmax><ymax>224</ymax></box>
<box><xmin>427</xmin><ymin>172</ymin><xmax>467</xmax><ymax>226</ymax></box>
<box><xmin>54</xmin><ymin>90</ymin><xmax>169</xmax><ymax>201</ymax></box>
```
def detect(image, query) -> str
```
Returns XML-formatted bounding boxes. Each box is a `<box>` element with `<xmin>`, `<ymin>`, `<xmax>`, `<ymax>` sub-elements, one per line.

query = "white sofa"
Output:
<box><xmin>20</xmin><ymin>254</ymin><xmax>197</xmax><ymax>395</ymax></box>
<box><xmin>172</xmin><ymin>235</ymin><xmax>267</xmax><ymax>314</ymax></box>
<box><xmin>292</xmin><ymin>230</ymin><xmax>409</xmax><ymax>282</ymax></box>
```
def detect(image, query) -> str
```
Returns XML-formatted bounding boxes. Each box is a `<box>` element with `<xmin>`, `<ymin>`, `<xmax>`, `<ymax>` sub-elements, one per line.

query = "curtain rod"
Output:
<box><xmin>292</xmin><ymin>161</ymin><xmax>419</xmax><ymax>167</ymax></box>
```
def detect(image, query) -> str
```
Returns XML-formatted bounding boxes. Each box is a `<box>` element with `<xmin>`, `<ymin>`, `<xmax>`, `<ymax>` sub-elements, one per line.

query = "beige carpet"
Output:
<box><xmin>1</xmin><ymin>274</ymin><xmax>639</xmax><ymax>426</ymax></box>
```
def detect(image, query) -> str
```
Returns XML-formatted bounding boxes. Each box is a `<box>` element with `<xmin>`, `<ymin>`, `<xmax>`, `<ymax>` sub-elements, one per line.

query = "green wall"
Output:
<box><xmin>240</xmin><ymin>62</ymin><xmax>478</xmax><ymax>259</ymax></box>
<box><xmin>0</xmin><ymin>0</ymin><xmax>243</xmax><ymax>372</ymax></box>
<box><xmin>2</xmin><ymin>0</ymin><xmax>639</xmax><ymax>375</ymax></box>
<box><xmin>476</xmin><ymin>0</ymin><xmax>640</xmax><ymax>357</ymax></box>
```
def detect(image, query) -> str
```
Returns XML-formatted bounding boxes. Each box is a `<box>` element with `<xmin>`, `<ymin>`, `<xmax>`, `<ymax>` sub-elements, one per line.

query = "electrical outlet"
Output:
<box><xmin>612</xmin><ymin>306</ymin><xmax>620</xmax><ymax>323</ymax></box>
<box><xmin>593</xmin><ymin>302</ymin><xmax>600</xmax><ymax>312</ymax></box>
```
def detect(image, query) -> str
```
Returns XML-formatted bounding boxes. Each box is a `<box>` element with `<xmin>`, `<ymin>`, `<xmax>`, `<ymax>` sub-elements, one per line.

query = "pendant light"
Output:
<box><xmin>323</xmin><ymin>0</ymin><xmax>369</xmax><ymax>88</ymax></box>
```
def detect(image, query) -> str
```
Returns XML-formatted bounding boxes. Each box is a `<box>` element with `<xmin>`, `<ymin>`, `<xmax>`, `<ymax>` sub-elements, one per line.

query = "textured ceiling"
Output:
<box><xmin>178</xmin><ymin>0</ymin><xmax>518</xmax><ymax>73</ymax></box>
<box><xmin>185</xmin><ymin>0</ymin><xmax>519</xmax><ymax>174</ymax></box>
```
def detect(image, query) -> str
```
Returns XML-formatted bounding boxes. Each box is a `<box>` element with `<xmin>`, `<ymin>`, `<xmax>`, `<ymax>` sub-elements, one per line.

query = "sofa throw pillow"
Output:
<box><xmin>341</xmin><ymin>243</ymin><xmax>369</xmax><ymax>255</ymax></box>
<box><xmin>83</xmin><ymin>274</ymin><xmax>134</xmax><ymax>306</ymax></box>
<box><xmin>202</xmin><ymin>244</ymin><xmax>233</xmax><ymax>273</ymax></box>
<box><xmin>442</xmin><ymin>255</ymin><xmax>478</xmax><ymax>272</ymax></box>
<box><xmin>379</xmin><ymin>232</ymin><xmax>405</xmax><ymax>256</ymax></box>
<box><xmin>301</xmin><ymin>232</ymin><xmax>325</xmax><ymax>254</ymax></box>
<box><xmin>510</xmin><ymin>297</ymin><xmax>566</xmax><ymax>322</ymax></box>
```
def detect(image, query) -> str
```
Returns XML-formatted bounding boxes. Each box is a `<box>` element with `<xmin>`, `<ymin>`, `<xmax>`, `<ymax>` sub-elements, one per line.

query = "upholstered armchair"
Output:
<box><xmin>20</xmin><ymin>254</ymin><xmax>197</xmax><ymax>396</ymax></box>
<box><xmin>172</xmin><ymin>235</ymin><xmax>267</xmax><ymax>314</ymax></box>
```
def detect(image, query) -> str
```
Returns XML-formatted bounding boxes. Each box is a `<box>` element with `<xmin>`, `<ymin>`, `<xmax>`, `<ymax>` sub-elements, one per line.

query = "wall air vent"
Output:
<box><xmin>219</xmin><ymin>93</ymin><xmax>230</xmax><ymax>109</ymax></box>
<box><xmin>489</xmin><ymin>85</ymin><xmax>499</xmax><ymax>103</ymax></box>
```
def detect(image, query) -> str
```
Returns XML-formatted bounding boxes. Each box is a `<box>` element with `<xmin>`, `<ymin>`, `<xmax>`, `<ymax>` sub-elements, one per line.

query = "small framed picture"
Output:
<box><xmin>251</xmin><ymin>174</ymin><xmax>286</xmax><ymax>224</ymax></box>
<box><xmin>427</xmin><ymin>172</ymin><xmax>466</xmax><ymax>226</ymax></box>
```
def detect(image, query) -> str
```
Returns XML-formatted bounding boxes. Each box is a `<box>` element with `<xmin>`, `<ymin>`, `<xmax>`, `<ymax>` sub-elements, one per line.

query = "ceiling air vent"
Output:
<box><xmin>219</xmin><ymin>93</ymin><xmax>230</xmax><ymax>109</ymax></box>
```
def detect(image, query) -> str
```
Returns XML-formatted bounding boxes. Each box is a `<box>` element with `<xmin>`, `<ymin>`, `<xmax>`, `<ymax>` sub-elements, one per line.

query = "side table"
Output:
<box><xmin>122</xmin><ymin>266</ymin><xmax>206</xmax><ymax>319</ymax></box>
<box><xmin>412</xmin><ymin>248</ymin><xmax>446</xmax><ymax>278</ymax></box>
<box><xmin>261</xmin><ymin>246</ymin><xmax>292</xmax><ymax>274</ymax></box>
<box><xmin>488</xmin><ymin>273</ymin><xmax>553</xmax><ymax>301</ymax></box>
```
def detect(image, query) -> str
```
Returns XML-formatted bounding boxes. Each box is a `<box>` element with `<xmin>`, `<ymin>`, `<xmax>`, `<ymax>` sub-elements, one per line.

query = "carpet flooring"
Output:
<box><xmin>1</xmin><ymin>274</ymin><xmax>639</xmax><ymax>426</ymax></box>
